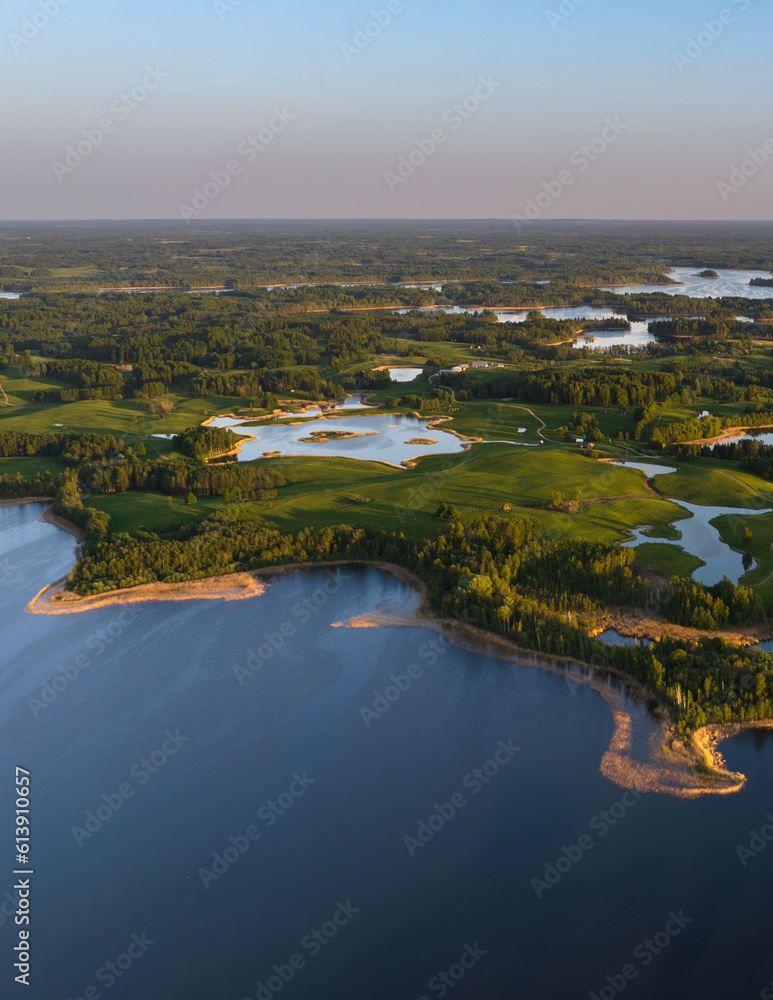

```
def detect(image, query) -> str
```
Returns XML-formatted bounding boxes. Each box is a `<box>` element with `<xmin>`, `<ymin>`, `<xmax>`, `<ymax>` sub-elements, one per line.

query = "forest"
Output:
<box><xmin>4</xmin><ymin>219</ymin><xmax>773</xmax><ymax>292</ymax></box>
<box><xmin>62</xmin><ymin>513</ymin><xmax>773</xmax><ymax>736</ymax></box>
<box><xmin>5</xmin><ymin>221</ymin><xmax>773</xmax><ymax>747</ymax></box>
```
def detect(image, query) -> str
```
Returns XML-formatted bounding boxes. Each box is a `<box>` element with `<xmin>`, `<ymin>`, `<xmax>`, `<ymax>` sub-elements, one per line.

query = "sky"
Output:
<box><xmin>2</xmin><ymin>0</ymin><xmax>772</xmax><ymax>221</ymax></box>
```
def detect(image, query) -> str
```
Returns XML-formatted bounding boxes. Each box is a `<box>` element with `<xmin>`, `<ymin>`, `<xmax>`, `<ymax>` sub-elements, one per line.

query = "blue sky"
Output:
<box><xmin>2</xmin><ymin>0</ymin><xmax>771</xmax><ymax>219</ymax></box>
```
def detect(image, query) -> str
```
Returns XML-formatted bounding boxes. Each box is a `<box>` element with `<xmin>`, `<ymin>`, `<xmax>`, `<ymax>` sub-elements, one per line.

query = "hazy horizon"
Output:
<box><xmin>4</xmin><ymin>0</ymin><xmax>772</xmax><ymax>222</ymax></box>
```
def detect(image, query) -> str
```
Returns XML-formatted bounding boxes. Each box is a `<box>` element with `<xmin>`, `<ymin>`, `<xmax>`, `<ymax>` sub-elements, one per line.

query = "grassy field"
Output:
<box><xmin>86</xmin><ymin>443</ymin><xmax>692</xmax><ymax>546</ymax></box>
<box><xmin>88</xmin><ymin>491</ymin><xmax>224</xmax><ymax>534</ymax></box>
<box><xmin>0</xmin><ymin>379</ymin><xmax>262</xmax><ymax>442</ymax></box>
<box><xmin>711</xmin><ymin>510</ymin><xmax>773</xmax><ymax>603</ymax></box>
<box><xmin>656</xmin><ymin>460</ymin><xmax>773</xmax><ymax>509</ymax></box>
<box><xmin>8</xmin><ymin>334</ymin><xmax>773</xmax><ymax>610</ymax></box>
<box><xmin>0</xmin><ymin>456</ymin><xmax>65</xmax><ymax>478</ymax></box>
<box><xmin>632</xmin><ymin>542</ymin><xmax>705</xmax><ymax>579</ymax></box>
<box><xmin>440</xmin><ymin>401</ymin><xmax>543</xmax><ymax>443</ymax></box>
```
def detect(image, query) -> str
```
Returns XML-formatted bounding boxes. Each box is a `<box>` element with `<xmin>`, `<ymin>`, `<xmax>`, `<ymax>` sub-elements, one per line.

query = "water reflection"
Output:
<box><xmin>624</xmin><ymin>501</ymin><xmax>772</xmax><ymax>586</ymax></box>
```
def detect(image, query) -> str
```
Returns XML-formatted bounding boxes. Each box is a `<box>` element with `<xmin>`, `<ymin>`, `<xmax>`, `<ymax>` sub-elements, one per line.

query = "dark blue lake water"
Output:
<box><xmin>1</xmin><ymin>504</ymin><xmax>773</xmax><ymax>1000</ymax></box>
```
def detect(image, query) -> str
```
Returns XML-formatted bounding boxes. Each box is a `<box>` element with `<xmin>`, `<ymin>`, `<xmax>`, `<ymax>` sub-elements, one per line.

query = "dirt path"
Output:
<box><xmin>750</xmin><ymin>542</ymin><xmax>773</xmax><ymax>589</ymax></box>
<box><xmin>717</xmin><ymin>469</ymin><xmax>773</xmax><ymax>503</ymax></box>
<box><xmin>0</xmin><ymin>381</ymin><xmax>9</xmax><ymax>406</ymax></box>
<box><xmin>503</xmin><ymin>403</ymin><xmax>562</xmax><ymax>444</ymax></box>
<box><xmin>585</xmin><ymin>493</ymin><xmax>652</xmax><ymax>503</ymax></box>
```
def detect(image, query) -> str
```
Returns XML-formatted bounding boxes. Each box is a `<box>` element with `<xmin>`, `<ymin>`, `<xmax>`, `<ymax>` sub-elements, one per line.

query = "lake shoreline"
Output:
<box><xmin>677</xmin><ymin>422</ymin><xmax>773</xmax><ymax>447</ymax></box>
<box><xmin>19</xmin><ymin>529</ymin><xmax>751</xmax><ymax>798</ymax></box>
<box><xmin>334</xmin><ymin>592</ymin><xmax>747</xmax><ymax>799</ymax></box>
<box><xmin>200</xmin><ymin>403</ymin><xmax>479</xmax><ymax>469</ymax></box>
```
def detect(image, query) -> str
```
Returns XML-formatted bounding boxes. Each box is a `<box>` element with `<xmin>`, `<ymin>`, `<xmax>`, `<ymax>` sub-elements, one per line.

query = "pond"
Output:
<box><xmin>384</xmin><ymin>367</ymin><xmax>423</xmax><ymax>382</ymax></box>
<box><xmin>596</xmin><ymin>630</ymin><xmax>649</xmax><ymax>648</ymax></box>
<box><xmin>707</xmin><ymin>429</ymin><xmax>773</xmax><ymax>448</ymax></box>
<box><xmin>205</xmin><ymin>411</ymin><xmax>475</xmax><ymax>466</ymax></box>
<box><xmin>393</xmin><ymin>305</ymin><xmax>703</xmax><ymax>352</ymax></box>
<box><xmin>624</xmin><ymin>501</ymin><xmax>772</xmax><ymax>586</ymax></box>
<box><xmin>609</xmin><ymin>461</ymin><xmax>678</xmax><ymax>477</ymax></box>
<box><xmin>207</xmin><ymin>395</ymin><xmax>370</xmax><ymax>429</ymax></box>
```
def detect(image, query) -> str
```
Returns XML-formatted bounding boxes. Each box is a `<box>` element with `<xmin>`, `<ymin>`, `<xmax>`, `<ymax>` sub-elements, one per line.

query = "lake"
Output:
<box><xmin>624</xmin><ymin>500</ymin><xmax>772</xmax><ymax>586</ymax></box>
<box><xmin>602</xmin><ymin>267</ymin><xmax>773</xmax><ymax>300</ymax></box>
<box><xmin>2</xmin><ymin>504</ymin><xmax>773</xmax><ymax>999</ymax></box>
<box><xmin>206</xmin><ymin>411</ymin><xmax>477</xmax><ymax>465</ymax></box>
<box><xmin>610</xmin><ymin>461</ymin><xmax>678</xmax><ymax>479</ymax></box>
<box><xmin>708</xmin><ymin>429</ymin><xmax>773</xmax><ymax>448</ymax></box>
<box><xmin>385</xmin><ymin>367</ymin><xmax>423</xmax><ymax>382</ymax></box>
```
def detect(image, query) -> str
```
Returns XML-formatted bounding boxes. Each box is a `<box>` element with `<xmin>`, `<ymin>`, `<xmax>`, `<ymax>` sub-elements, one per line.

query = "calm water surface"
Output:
<box><xmin>386</xmin><ymin>367</ymin><xmax>423</xmax><ymax>382</ymax></box>
<box><xmin>207</xmin><ymin>412</ymin><xmax>469</xmax><ymax>465</ymax></box>
<box><xmin>2</xmin><ymin>506</ymin><xmax>773</xmax><ymax>1000</ymax></box>
<box><xmin>602</xmin><ymin>267</ymin><xmax>773</xmax><ymax>299</ymax></box>
<box><xmin>624</xmin><ymin>501</ymin><xmax>772</xmax><ymax>586</ymax></box>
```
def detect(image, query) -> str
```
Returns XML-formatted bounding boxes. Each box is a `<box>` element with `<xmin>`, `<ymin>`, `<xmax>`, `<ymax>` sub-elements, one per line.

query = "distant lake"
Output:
<box><xmin>708</xmin><ymin>429</ymin><xmax>773</xmax><ymax>448</ymax></box>
<box><xmin>3</xmin><ymin>504</ymin><xmax>773</xmax><ymax>999</ymax></box>
<box><xmin>395</xmin><ymin>305</ymin><xmax>667</xmax><ymax>351</ymax></box>
<box><xmin>602</xmin><ymin>267</ymin><xmax>773</xmax><ymax>300</ymax></box>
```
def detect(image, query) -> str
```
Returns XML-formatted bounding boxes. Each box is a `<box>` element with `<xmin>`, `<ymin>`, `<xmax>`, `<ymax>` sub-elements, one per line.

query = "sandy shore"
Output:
<box><xmin>41</xmin><ymin>507</ymin><xmax>86</xmax><ymax>542</ymax></box>
<box><xmin>15</xmin><ymin>514</ymin><xmax>761</xmax><ymax>797</ymax></box>
<box><xmin>0</xmin><ymin>496</ymin><xmax>50</xmax><ymax>508</ymax></box>
<box><xmin>27</xmin><ymin>571</ymin><xmax>266</xmax><ymax>615</ymax></box>
<box><xmin>677</xmin><ymin>423</ymin><xmax>773</xmax><ymax>448</ymax></box>
<box><xmin>325</xmin><ymin>569</ymin><xmax>758</xmax><ymax>798</ymax></box>
<box><xmin>592</xmin><ymin>609</ymin><xmax>767</xmax><ymax>647</ymax></box>
<box><xmin>339</xmin><ymin>600</ymin><xmax>752</xmax><ymax>798</ymax></box>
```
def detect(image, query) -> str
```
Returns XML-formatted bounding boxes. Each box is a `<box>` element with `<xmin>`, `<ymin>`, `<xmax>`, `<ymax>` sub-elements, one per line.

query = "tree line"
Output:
<box><xmin>61</xmin><ymin>511</ymin><xmax>773</xmax><ymax>734</ymax></box>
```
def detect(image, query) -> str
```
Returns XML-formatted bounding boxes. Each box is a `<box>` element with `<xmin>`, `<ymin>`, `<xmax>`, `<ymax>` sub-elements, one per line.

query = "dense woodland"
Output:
<box><xmin>5</xmin><ymin>222</ymin><xmax>773</xmax><ymax>745</ymax></box>
<box><xmin>4</xmin><ymin>220</ymin><xmax>773</xmax><ymax>292</ymax></box>
<box><xmin>63</xmin><ymin>513</ymin><xmax>773</xmax><ymax>735</ymax></box>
